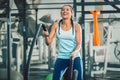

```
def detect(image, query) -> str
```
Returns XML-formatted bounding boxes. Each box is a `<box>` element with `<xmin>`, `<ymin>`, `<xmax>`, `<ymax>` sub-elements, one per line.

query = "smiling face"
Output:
<box><xmin>61</xmin><ymin>5</ymin><xmax>73</xmax><ymax>20</ymax></box>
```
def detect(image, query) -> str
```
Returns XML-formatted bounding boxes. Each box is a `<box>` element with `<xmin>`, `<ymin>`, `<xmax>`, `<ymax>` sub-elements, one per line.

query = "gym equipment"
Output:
<box><xmin>112</xmin><ymin>41</ymin><xmax>120</xmax><ymax>61</ymax></box>
<box><xmin>0</xmin><ymin>68</ymin><xmax>23</xmax><ymax>80</ymax></box>
<box><xmin>42</xmin><ymin>24</ymin><xmax>47</xmax><ymax>31</ymax></box>
<box><xmin>89</xmin><ymin>23</ymin><xmax>120</xmax><ymax>78</ymax></box>
<box><xmin>45</xmin><ymin>58</ymin><xmax>78</xmax><ymax>80</ymax></box>
<box><xmin>25</xmin><ymin>24</ymin><xmax>43</xmax><ymax>80</ymax></box>
<box><xmin>45</xmin><ymin>73</ymin><xmax>64</xmax><ymax>80</ymax></box>
<box><xmin>90</xmin><ymin>10</ymin><xmax>101</xmax><ymax>46</ymax></box>
<box><xmin>64</xmin><ymin>57</ymin><xmax>78</xmax><ymax>80</ymax></box>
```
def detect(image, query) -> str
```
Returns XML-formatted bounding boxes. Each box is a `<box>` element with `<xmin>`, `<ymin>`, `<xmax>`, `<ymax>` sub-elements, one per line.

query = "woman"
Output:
<box><xmin>43</xmin><ymin>5</ymin><xmax>83</xmax><ymax>80</ymax></box>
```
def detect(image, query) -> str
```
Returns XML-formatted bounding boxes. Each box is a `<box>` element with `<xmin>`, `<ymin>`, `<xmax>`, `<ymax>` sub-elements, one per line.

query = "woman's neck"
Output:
<box><xmin>62</xmin><ymin>19</ymin><xmax>71</xmax><ymax>25</ymax></box>
<box><xmin>61</xmin><ymin>19</ymin><xmax>72</xmax><ymax>31</ymax></box>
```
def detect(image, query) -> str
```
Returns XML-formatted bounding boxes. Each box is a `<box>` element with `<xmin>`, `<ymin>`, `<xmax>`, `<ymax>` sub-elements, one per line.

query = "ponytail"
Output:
<box><xmin>58</xmin><ymin>19</ymin><xmax>62</xmax><ymax>35</ymax></box>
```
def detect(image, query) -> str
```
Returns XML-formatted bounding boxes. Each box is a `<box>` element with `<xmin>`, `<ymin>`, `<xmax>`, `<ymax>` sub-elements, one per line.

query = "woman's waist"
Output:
<box><xmin>57</xmin><ymin>52</ymin><xmax>80</xmax><ymax>59</ymax></box>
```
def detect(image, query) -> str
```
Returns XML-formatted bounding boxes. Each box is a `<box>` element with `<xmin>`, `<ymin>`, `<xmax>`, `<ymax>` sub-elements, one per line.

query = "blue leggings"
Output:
<box><xmin>52</xmin><ymin>57</ymin><xmax>83</xmax><ymax>80</ymax></box>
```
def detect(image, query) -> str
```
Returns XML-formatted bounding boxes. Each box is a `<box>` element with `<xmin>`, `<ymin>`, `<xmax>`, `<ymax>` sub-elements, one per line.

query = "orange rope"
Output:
<box><xmin>90</xmin><ymin>10</ymin><xmax>100</xmax><ymax>46</ymax></box>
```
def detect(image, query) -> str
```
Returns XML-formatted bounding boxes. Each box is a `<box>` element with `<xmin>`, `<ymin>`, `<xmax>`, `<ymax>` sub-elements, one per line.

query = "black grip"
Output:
<box><xmin>42</xmin><ymin>24</ymin><xmax>47</xmax><ymax>31</ymax></box>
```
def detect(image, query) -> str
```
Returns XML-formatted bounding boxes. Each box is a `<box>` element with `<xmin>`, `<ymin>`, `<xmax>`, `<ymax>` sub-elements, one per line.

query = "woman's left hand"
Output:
<box><xmin>70</xmin><ymin>52</ymin><xmax>75</xmax><ymax>58</ymax></box>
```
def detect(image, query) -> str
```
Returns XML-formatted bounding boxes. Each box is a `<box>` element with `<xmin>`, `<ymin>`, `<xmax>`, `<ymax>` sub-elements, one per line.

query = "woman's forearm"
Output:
<box><xmin>44</xmin><ymin>35</ymin><xmax>53</xmax><ymax>45</ymax></box>
<box><xmin>73</xmin><ymin>44</ymin><xmax>81</xmax><ymax>54</ymax></box>
<box><xmin>45</xmin><ymin>36</ymin><xmax>50</xmax><ymax>45</ymax></box>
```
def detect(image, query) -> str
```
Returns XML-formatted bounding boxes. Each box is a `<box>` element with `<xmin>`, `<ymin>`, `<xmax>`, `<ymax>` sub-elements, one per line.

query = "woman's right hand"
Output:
<box><xmin>43</xmin><ymin>30</ymin><xmax>49</xmax><ymax>37</ymax></box>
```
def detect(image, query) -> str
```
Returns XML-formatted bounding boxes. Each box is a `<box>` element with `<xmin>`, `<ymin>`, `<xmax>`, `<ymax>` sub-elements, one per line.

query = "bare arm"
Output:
<box><xmin>43</xmin><ymin>22</ymin><xmax>58</xmax><ymax>45</ymax></box>
<box><xmin>70</xmin><ymin>23</ymin><xmax>82</xmax><ymax>58</ymax></box>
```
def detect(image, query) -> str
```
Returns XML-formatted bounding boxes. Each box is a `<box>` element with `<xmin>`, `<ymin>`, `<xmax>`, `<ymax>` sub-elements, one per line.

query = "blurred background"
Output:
<box><xmin>0</xmin><ymin>0</ymin><xmax>120</xmax><ymax>80</ymax></box>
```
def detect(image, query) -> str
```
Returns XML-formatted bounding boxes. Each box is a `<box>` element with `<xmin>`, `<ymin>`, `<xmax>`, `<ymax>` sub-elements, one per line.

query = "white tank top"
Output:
<box><xmin>56</xmin><ymin>22</ymin><xmax>80</xmax><ymax>59</ymax></box>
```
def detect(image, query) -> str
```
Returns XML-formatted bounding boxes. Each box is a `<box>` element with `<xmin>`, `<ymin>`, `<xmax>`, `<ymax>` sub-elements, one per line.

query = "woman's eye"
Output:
<box><xmin>65</xmin><ymin>8</ymin><xmax>70</xmax><ymax>11</ymax></box>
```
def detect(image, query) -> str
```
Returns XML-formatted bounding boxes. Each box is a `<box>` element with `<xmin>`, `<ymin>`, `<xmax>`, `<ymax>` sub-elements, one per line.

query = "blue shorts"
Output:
<box><xmin>52</xmin><ymin>57</ymin><xmax>83</xmax><ymax>80</ymax></box>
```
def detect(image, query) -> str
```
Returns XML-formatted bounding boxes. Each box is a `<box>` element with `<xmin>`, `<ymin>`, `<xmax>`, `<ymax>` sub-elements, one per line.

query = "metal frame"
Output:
<box><xmin>76</xmin><ymin>1</ymin><xmax>120</xmax><ymax>5</ymax></box>
<box><xmin>73</xmin><ymin>0</ymin><xmax>120</xmax><ymax>80</ymax></box>
<box><xmin>6</xmin><ymin>0</ymin><xmax>12</xmax><ymax>80</ymax></box>
<box><xmin>21</xmin><ymin>1</ymin><xmax>27</xmax><ymax>80</ymax></box>
<box><xmin>6</xmin><ymin>0</ymin><xmax>13</xmax><ymax>80</ymax></box>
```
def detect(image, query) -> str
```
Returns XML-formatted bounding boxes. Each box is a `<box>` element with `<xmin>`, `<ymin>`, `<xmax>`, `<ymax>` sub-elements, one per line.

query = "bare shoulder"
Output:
<box><xmin>52</xmin><ymin>21</ymin><xmax>59</xmax><ymax>30</ymax></box>
<box><xmin>74</xmin><ymin>22</ymin><xmax>81</xmax><ymax>31</ymax></box>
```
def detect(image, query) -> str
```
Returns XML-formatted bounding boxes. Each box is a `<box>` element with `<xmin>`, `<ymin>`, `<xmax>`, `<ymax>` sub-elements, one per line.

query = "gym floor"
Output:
<box><xmin>29</xmin><ymin>71</ymin><xmax>120</xmax><ymax>80</ymax></box>
<box><xmin>29</xmin><ymin>64</ymin><xmax>120</xmax><ymax>80</ymax></box>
